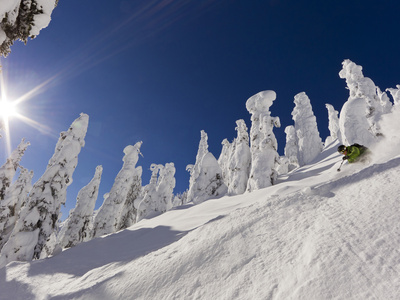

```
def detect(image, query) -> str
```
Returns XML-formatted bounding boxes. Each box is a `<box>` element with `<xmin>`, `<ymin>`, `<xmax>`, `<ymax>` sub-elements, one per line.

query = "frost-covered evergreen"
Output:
<box><xmin>92</xmin><ymin>142</ymin><xmax>143</xmax><ymax>238</ymax></box>
<box><xmin>172</xmin><ymin>190</ymin><xmax>188</xmax><ymax>207</ymax></box>
<box><xmin>339</xmin><ymin>59</ymin><xmax>392</xmax><ymax>145</ymax></box>
<box><xmin>0</xmin><ymin>0</ymin><xmax>58</xmax><ymax>57</ymax></box>
<box><xmin>225</xmin><ymin>119</ymin><xmax>251</xmax><ymax>195</ymax></box>
<box><xmin>325</xmin><ymin>104</ymin><xmax>341</xmax><ymax>145</ymax></box>
<box><xmin>0</xmin><ymin>113</ymin><xmax>88</xmax><ymax>267</ymax></box>
<box><xmin>0</xmin><ymin>167</ymin><xmax>33</xmax><ymax>251</ymax></box>
<box><xmin>376</xmin><ymin>87</ymin><xmax>393</xmax><ymax>115</ymax></box>
<box><xmin>292</xmin><ymin>92</ymin><xmax>323</xmax><ymax>166</ymax></box>
<box><xmin>386</xmin><ymin>85</ymin><xmax>400</xmax><ymax>107</ymax></box>
<box><xmin>246</xmin><ymin>91</ymin><xmax>281</xmax><ymax>192</ymax></box>
<box><xmin>218</xmin><ymin>138</ymin><xmax>232</xmax><ymax>184</ymax></box>
<box><xmin>59</xmin><ymin>166</ymin><xmax>102</xmax><ymax>249</ymax></box>
<box><xmin>155</xmin><ymin>163</ymin><xmax>175</xmax><ymax>211</ymax></box>
<box><xmin>283</xmin><ymin>125</ymin><xmax>299</xmax><ymax>172</ymax></box>
<box><xmin>187</xmin><ymin>130</ymin><xmax>227</xmax><ymax>204</ymax></box>
<box><xmin>0</xmin><ymin>138</ymin><xmax>30</xmax><ymax>201</ymax></box>
<box><xmin>137</xmin><ymin>163</ymin><xmax>176</xmax><ymax>222</ymax></box>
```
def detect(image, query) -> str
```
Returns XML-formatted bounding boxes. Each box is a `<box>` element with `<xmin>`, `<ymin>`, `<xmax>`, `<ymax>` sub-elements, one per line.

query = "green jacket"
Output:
<box><xmin>345</xmin><ymin>145</ymin><xmax>363</xmax><ymax>163</ymax></box>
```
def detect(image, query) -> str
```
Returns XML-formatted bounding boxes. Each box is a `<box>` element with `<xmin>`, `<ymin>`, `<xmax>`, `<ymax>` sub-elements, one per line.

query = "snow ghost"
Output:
<box><xmin>246</xmin><ymin>90</ymin><xmax>280</xmax><ymax>191</ymax></box>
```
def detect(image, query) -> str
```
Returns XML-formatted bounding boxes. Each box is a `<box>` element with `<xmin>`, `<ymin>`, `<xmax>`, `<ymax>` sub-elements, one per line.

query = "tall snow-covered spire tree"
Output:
<box><xmin>246</xmin><ymin>90</ymin><xmax>281</xmax><ymax>192</ymax></box>
<box><xmin>137</xmin><ymin>163</ymin><xmax>176</xmax><ymax>222</ymax></box>
<box><xmin>0</xmin><ymin>113</ymin><xmax>89</xmax><ymax>266</ymax></box>
<box><xmin>58</xmin><ymin>166</ymin><xmax>102</xmax><ymax>249</ymax></box>
<box><xmin>0</xmin><ymin>167</ymin><xmax>33</xmax><ymax>251</ymax></box>
<box><xmin>292</xmin><ymin>92</ymin><xmax>323</xmax><ymax>166</ymax></box>
<box><xmin>0</xmin><ymin>0</ymin><xmax>58</xmax><ymax>57</ymax></box>
<box><xmin>339</xmin><ymin>59</ymin><xmax>392</xmax><ymax>145</ymax></box>
<box><xmin>92</xmin><ymin>142</ymin><xmax>143</xmax><ymax>238</ymax></box>
<box><xmin>0</xmin><ymin>138</ymin><xmax>30</xmax><ymax>201</ymax></box>
<box><xmin>325</xmin><ymin>104</ymin><xmax>341</xmax><ymax>145</ymax></box>
<box><xmin>187</xmin><ymin>130</ymin><xmax>227</xmax><ymax>204</ymax></box>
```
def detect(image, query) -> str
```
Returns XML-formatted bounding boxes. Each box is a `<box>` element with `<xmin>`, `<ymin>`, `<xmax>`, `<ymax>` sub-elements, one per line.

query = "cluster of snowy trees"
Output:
<box><xmin>0</xmin><ymin>59</ymin><xmax>399</xmax><ymax>268</ymax></box>
<box><xmin>0</xmin><ymin>0</ymin><xmax>57</xmax><ymax>57</ymax></box>
<box><xmin>0</xmin><ymin>114</ymin><xmax>179</xmax><ymax>268</ymax></box>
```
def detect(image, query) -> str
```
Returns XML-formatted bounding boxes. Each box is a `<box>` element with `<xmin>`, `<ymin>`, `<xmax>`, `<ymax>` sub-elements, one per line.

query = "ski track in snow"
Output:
<box><xmin>1</xmin><ymin>142</ymin><xmax>400</xmax><ymax>299</ymax></box>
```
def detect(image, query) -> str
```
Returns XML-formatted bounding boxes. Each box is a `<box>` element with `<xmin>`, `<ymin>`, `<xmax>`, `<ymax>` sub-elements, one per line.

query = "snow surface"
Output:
<box><xmin>1</xmin><ymin>136</ymin><xmax>400</xmax><ymax>299</ymax></box>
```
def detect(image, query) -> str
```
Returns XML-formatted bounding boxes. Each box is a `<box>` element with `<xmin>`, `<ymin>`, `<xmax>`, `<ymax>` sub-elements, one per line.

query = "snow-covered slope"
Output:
<box><xmin>1</xmin><ymin>141</ymin><xmax>400</xmax><ymax>300</ymax></box>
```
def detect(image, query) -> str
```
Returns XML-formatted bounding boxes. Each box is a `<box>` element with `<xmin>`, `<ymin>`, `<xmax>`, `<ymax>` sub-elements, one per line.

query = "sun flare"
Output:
<box><xmin>0</xmin><ymin>99</ymin><xmax>18</xmax><ymax>119</ymax></box>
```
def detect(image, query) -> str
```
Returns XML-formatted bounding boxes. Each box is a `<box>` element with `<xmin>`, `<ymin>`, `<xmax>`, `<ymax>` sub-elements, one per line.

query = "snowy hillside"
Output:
<box><xmin>1</xmin><ymin>139</ymin><xmax>400</xmax><ymax>300</ymax></box>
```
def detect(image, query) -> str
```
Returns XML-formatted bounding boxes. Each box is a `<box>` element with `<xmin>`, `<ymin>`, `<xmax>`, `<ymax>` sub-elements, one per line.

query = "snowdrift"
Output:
<box><xmin>1</xmin><ymin>141</ymin><xmax>400</xmax><ymax>300</ymax></box>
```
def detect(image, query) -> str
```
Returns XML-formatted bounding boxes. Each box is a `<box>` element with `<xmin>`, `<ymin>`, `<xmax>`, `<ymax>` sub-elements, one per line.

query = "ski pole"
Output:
<box><xmin>337</xmin><ymin>159</ymin><xmax>344</xmax><ymax>172</ymax></box>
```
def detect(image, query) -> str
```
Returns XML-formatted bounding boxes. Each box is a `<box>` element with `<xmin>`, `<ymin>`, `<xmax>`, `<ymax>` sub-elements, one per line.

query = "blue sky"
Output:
<box><xmin>1</xmin><ymin>0</ymin><xmax>400</xmax><ymax>219</ymax></box>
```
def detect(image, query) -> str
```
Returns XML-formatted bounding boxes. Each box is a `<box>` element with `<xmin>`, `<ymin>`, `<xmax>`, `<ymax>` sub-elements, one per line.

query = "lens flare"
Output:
<box><xmin>0</xmin><ymin>99</ymin><xmax>17</xmax><ymax>119</ymax></box>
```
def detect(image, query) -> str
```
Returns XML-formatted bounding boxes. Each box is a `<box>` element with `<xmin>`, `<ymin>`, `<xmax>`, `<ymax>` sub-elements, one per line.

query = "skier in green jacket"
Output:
<box><xmin>337</xmin><ymin>144</ymin><xmax>370</xmax><ymax>163</ymax></box>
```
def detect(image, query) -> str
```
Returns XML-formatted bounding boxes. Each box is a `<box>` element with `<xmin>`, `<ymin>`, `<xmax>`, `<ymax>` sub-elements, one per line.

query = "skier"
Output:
<box><xmin>337</xmin><ymin>144</ymin><xmax>370</xmax><ymax>163</ymax></box>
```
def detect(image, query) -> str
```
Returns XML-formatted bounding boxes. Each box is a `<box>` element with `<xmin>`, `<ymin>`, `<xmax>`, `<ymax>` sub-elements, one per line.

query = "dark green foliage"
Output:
<box><xmin>0</xmin><ymin>0</ymin><xmax>58</xmax><ymax>57</ymax></box>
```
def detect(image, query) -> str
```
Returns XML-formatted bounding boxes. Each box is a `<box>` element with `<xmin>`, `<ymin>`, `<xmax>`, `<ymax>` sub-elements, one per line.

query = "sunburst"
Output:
<box><xmin>0</xmin><ymin>61</ymin><xmax>56</xmax><ymax>157</ymax></box>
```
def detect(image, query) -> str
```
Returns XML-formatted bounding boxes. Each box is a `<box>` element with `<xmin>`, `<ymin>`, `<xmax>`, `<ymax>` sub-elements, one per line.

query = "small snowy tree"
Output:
<box><xmin>325</xmin><ymin>104</ymin><xmax>341</xmax><ymax>145</ymax></box>
<box><xmin>283</xmin><ymin>125</ymin><xmax>299</xmax><ymax>172</ymax></box>
<box><xmin>376</xmin><ymin>87</ymin><xmax>393</xmax><ymax>115</ymax></box>
<box><xmin>246</xmin><ymin>90</ymin><xmax>281</xmax><ymax>192</ymax></box>
<box><xmin>386</xmin><ymin>85</ymin><xmax>400</xmax><ymax>107</ymax></box>
<box><xmin>226</xmin><ymin>119</ymin><xmax>251</xmax><ymax>195</ymax></box>
<box><xmin>137</xmin><ymin>163</ymin><xmax>176</xmax><ymax>221</ymax></box>
<box><xmin>0</xmin><ymin>113</ymin><xmax>88</xmax><ymax>266</ymax></box>
<box><xmin>0</xmin><ymin>138</ymin><xmax>30</xmax><ymax>201</ymax></box>
<box><xmin>58</xmin><ymin>166</ymin><xmax>102</xmax><ymax>249</ymax></box>
<box><xmin>187</xmin><ymin>130</ymin><xmax>227</xmax><ymax>204</ymax></box>
<box><xmin>0</xmin><ymin>167</ymin><xmax>33</xmax><ymax>251</ymax></box>
<box><xmin>339</xmin><ymin>59</ymin><xmax>392</xmax><ymax>145</ymax></box>
<box><xmin>0</xmin><ymin>0</ymin><xmax>58</xmax><ymax>57</ymax></box>
<box><xmin>218</xmin><ymin>138</ymin><xmax>232</xmax><ymax>184</ymax></box>
<box><xmin>92</xmin><ymin>142</ymin><xmax>143</xmax><ymax>238</ymax></box>
<box><xmin>292</xmin><ymin>92</ymin><xmax>323</xmax><ymax>166</ymax></box>
<box><xmin>155</xmin><ymin>163</ymin><xmax>175</xmax><ymax>212</ymax></box>
<box><xmin>172</xmin><ymin>190</ymin><xmax>188</xmax><ymax>207</ymax></box>
<box><xmin>136</xmin><ymin>164</ymin><xmax>161</xmax><ymax>222</ymax></box>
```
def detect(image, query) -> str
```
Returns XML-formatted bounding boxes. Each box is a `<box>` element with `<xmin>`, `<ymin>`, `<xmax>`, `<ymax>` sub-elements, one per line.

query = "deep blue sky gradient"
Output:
<box><xmin>1</xmin><ymin>0</ymin><xmax>400</xmax><ymax>218</ymax></box>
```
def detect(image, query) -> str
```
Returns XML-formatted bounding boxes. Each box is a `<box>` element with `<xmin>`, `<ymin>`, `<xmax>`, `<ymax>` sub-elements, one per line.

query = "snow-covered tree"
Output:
<box><xmin>386</xmin><ymin>85</ymin><xmax>400</xmax><ymax>107</ymax></box>
<box><xmin>155</xmin><ymin>163</ymin><xmax>175</xmax><ymax>211</ymax></box>
<box><xmin>376</xmin><ymin>87</ymin><xmax>393</xmax><ymax>115</ymax></box>
<box><xmin>283</xmin><ymin>125</ymin><xmax>299</xmax><ymax>172</ymax></box>
<box><xmin>0</xmin><ymin>113</ymin><xmax>88</xmax><ymax>267</ymax></box>
<box><xmin>92</xmin><ymin>142</ymin><xmax>143</xmax><ymax>238</ymax></box>
<box><xmin>0</xmin><ymin>138</ymin><xmax>30</xmax><ymax>201</ymax></box>
<box><xmin>246</xmin><ymin>90</ymin><xmax>281</xmax><ymax>192</ymax></box>
<box><xmin>137</xmin><ymin>163</ymin><xmax>176</xmax><ymax>222</ymax></box>
<box><xmin>137</xmin><ymin>164</ymin><xmax>159</xmax><ymax>221</ymax></box>
<box><xmin>339</xmin><ymin>59</ymin><xmax>392</xmax><ymax>145</ymax></box>
<box><xmin>218</xmin><ymin>138</ymin><xmax>232</xmax><ymax>184</ymax></box>
<box><xmin>226</xmin><ymin>119</ymin><xmax>251</xmax><ymax>195</ymax></box>
<box><xmin>292</xmin><ymin>92</ymin><xmax>323</xmax><ymax>166</ymax></box>
<box><xmin>187</xmin><ymin>130</ymin><xmax>227</xmax><ymax>204</ymax></box>
<box><xmin>58</xmin><ymin>166</ymin><xmax>102</xmax><ymax>249</ymax></box>
<box><xmin>172</xmin><ymin>190</ymin><xmax>188</xmax><ymax>207</ymax></box>
<box><xmin>0</xmin><ymin>0</ymin><xmax>58</xmax><ymax>57</ymax></box>
<box><xmin>325</xmin><ymin>104</ymin><xmax>341</xmax><ymax>145</ymax></box>
<box><xmin>0</xmin><ymin>167</ymin><xmax>33</xmax><ymax>251</ymax></box>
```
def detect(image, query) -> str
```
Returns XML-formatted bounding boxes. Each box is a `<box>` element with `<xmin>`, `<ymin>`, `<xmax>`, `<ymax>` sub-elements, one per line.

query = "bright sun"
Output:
<box><xmin>0</xmin><ymin>99</ymin><xmax>18</xmax><ymax>119</ymax></box>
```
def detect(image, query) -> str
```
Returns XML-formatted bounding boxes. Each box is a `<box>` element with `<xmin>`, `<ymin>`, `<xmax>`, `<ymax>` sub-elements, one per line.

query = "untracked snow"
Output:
<box><xmin>1</xmin><ymin>134</ymin><xmax>400</xmax><ymax>299</ymax></box>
